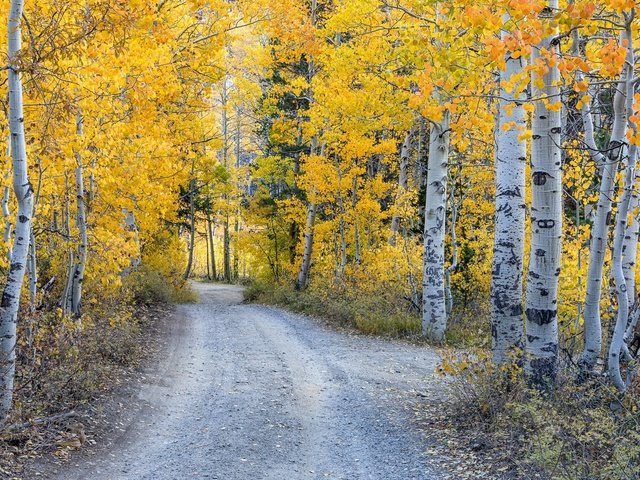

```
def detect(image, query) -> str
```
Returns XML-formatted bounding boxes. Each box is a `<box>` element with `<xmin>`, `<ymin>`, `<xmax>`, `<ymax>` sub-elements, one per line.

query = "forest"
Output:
<box><xmin>0</xmin><ymin>0</ymin><xmax>639</xmax><ymax>479</ymax></box>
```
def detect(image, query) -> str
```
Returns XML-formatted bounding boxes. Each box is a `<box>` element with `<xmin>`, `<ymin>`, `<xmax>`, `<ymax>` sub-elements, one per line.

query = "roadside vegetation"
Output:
<box><xmin>0</xmin><ymin>232</ymin><xmax>193</xmax><ymax>476</ymax></box>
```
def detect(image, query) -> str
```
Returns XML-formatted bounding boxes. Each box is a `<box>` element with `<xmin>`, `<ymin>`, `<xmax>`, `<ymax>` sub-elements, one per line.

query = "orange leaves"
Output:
<box><xmin>586</xmin><ymin>38</ymin><xmax>628</xmax><ymax>79</ymax></box>
<box><xmin>559</xmin><ymin>1</ymin><xmax>597</xmax><ymax>29</ymax></box>
<box><xmin>574</xmin><ymin>79</ymin><xmax>589</xmax><ymax>93</ymax></box>
<box><xmin>606</xmin><ymin>0</ymin><xmax>635</xmax><ymax>13</ymax></box>
<box><xmin>627</xmin><ymin>94</ymin><xmax>640</xmax><ymax>145</ymax></box>
<box><xmin>566</xmin><ymin>1</ymin><xmax>597</xmax><ymax>19</ymax></box>
<box><xmin>506</xmin><ymin>0</ymin><xmax>546</xmax><ymax>18</ymax></box>
<box><xmin>503</xmin><ymin>30</ymin><xmax>536</xmax><ymax>59</ymax></box>
<box><xmin>560</xmin><ymin>56</ymin><xmax>591</xmax><ymax>75</ymax></box>
<box><xmin>485</xmin><ymin>36</ymin><xmax>507</xmax><ymax>65</ymax></box>
<box><xmin>601</xmin><ymin>38</ymin><xmax>628</xmax><ymax>69</ymax></box>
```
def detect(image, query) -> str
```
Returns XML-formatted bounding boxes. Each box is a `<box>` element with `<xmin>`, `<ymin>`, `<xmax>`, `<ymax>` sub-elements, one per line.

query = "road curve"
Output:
<box><xmin>50</xmin><ymin>283</ymin><xmax>444</xmax><ymax>480</ymax></box>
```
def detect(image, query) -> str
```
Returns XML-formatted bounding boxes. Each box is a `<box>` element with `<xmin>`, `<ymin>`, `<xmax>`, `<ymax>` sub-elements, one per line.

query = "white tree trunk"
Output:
<box><xmin>223</xmin><ymin>215</ymin><xmax>231</xmax><ymax>282</ymax></box>
<box><xmin>338</xmin><ymin>199</ymin><xmax>346</xmax><ymax>277</ymax></box>
<box><xmin>62</xmin><ymin>248</ymin><xmax>74</xmax><ymax>313</ymax></box>
<box><xmin>0</xmin><ymin>0</ymin><xmax>35</xmax><ymax>420</ymax></box>
<box><xmin>610</xmin><ymin>143</ymin><xmax>637</xmax><ymax>390</ymax></box>
<box><xmin>580</xmin><ymin>32</ymin><xmax>631</xmax><ymax>374</ymax></box>
<box><xmin>183</xmin><ymin>178</ymin><xmax>196</xmax><ymax>281</ymax></box>
<box><xmin>413</xmin><ymin>118</ymin><xmax>427</xmax><ymax>192</ymax></box>
<box><xmin>207</xmin><ymin>212</ymin><xmax>217</xmax><ymax>280</ymax></box>
<box><xmin>390</xmin><ymin>128</ymin><xmax>414</xmax><ymax>244</ymax></box>
<box><xmin>608</xmin><ymin>20</ymin><xmax>635</xmax><ymax>390</ymax></box>
<box><xmin>220</xmin><ymin>79</ymin><xmax>232</xmax><ymax>283</ymax></box>
<box><xmin>2</xmin><ymin>186</ymin><xmax>11</xmax><ymax>263</ymax></box>
<box><xmin>234</xmin><ymin>106</ymin><xmax>242</xmax><ymax>280</ymax></box>
<box><xmin>621</xmin><ymin>173</ymin><xmax>640</xmax><ymax>307</ymax></box>
<box><xmin>27</xmin><ymin>229</ymin><xmax>36</xmax><ymax>309</ymax></box>
<box><xmin>620</xmin><ymin>154</ymin><xmax>639</xmax><ymax>363</ymax></box>
<box><xmin>61</xmin><ymin>174</ymin><xmax>73</xmax><ymax>313</ymax></box>
<box><xmin>295</xmin><ymin>202</ymin><xmax>316</xmax><ymax>290</ymax></box>
<box><xmin>524</xmin><ymin>2</ymin><xmax>563</xmax><ymax>384</ymax></box>
<box><xmin>490</xmin><ymin>23</ymin><xmax>527</xmax><ymax>364</ymax></box>
<box><xmin>352</xmin><ymin>176</ymin><xmax>361</xmax><ymax>265</ymax></box>
<box><xmin>70</xmin><ymin>112</ymin><xmax>87</xmax><ymax>315</ymax></box>
<box><xmin>295</xmin><ymin>137</ymin><xmax>321</xmax><ymax>290</ymax></box>
<box><xmin>445</xmin><ymin>180</ymin><xmax>459</xmax><ymax>316</ymax></box>
<box><xmin>422</xmin><ymin>114</ymin><xmax>450</xmax><ymax>341</ymax></box>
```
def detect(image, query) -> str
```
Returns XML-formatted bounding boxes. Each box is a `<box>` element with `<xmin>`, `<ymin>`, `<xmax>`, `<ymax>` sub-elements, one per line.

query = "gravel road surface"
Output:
<box><xmin>49</xmin><ymin>283</ymin><xmax>444</xmax><ymax>480</ymax></box>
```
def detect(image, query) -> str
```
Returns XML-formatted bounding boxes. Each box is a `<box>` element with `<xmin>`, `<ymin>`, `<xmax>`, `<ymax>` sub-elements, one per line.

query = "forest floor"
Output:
<box><xmin>22</xmin><ymin>283</ymin><xmax>523</xmax><ymax>480</ymax></box>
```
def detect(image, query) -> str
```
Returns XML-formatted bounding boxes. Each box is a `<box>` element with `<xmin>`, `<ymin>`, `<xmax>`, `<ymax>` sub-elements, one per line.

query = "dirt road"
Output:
<box><xmin>48</xmin><ymin>283</ymin><xmax>444</xmax><ymax>480</ymax></box>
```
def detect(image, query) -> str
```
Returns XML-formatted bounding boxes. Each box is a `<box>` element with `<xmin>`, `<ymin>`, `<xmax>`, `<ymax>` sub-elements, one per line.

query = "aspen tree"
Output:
<box><xmin>490</xmin><ymin>14</ymin><xmax>527</xmax><ymax>365</ymax></box>
<box><xmin>295</xmin><ymin>0</ymin><xmax>320</xmax><ymax>291</ymax></box>
<box><xmin>207</xmin><ymin>211</ymin><xmax>217</xmax><ymax>280</ymax></box>
<box><xmin>2</xmin><ymin>187</ymin><xmax>11</xmax><ymax>262</ymax></box>
<box><xmin>621</xmin><ymin>178</ymin><xmax>640</xmax><ymax>307</ymax></box>
<box><xmin>70</xmin><ymin>111</ymin><xmax>88</xmax><ymax>315</ymax></box>
<box><xmin>608</xmin><ymin>12</ymin><xmax>636</xmax><ymax>390</ymax></box>
<box><xmin>390</xmin><ymin>128</ymin><xmax>414</xmax><ymax>245</ymax></box>
<box><xmin>524</xmin><ymin>1</ymin><xmax>563</xmax><ymax>384</ymax></box>
<box><xmin>580</xmin><ymin>27</ymin><xmax>633</xmax><ymax>375</ymax></box>
<box><xmin>422</xmin><ymin>114</ymin><xmax>450</xmax><ymax>341</ymax></box>
<box><xmin>183</xmin><ymin>178</ymin><xmax>197</xmax><ymax>281</ymax></box>
<box><xmin>0</xmin><ymin>0</ymin><xmax>34</xmax><ymax>420</ymax></box>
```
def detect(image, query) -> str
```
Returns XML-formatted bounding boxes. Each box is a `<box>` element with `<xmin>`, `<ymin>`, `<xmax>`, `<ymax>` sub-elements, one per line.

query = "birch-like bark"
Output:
<box><xmin>3</xmin><ymin>142</ymin><xmax>11</xmax><ymax>262</ymax></box>
<box><xmin>0</xmin><ymin>0</ymin><xmax>34</xmax><ymax>420</ymax></box>
<box><xmin>610</xmin><ymin>143</ymin><xmax>637</xmax><ymax>390</ymax></box>
<box><xmin>233</xmin><ymin>106</ymin><xmax>242</xmax><ymax>281</ymax></box>
<box><xmin>524</xmin><ymin>2</ymin><xmax>562</xmax><ymax>384</ymax></box>
<box><xmin>294</xmin><ymin>0</ymin><xmax>320</xmax><ymax>291</ymax></box>
<box><xmin>88</xmin><ymin>173</ymin><xmax>95</xmax><ymax>208</ymax></box>
<box><xmin>294</xmin><ymin>136</ymin><xmax>323</xmax><ymax>288</ymax></box>
<box><xmin>422</xmin><ymin>114</ymin><xmax>450</xmax><ymax>341</ymax></box>
<box><xmin>183</xmin><ymin>179</ymin><xmax>196</xmax><ymax>281</ymax></box>
<box><xmin>27</xmin><ymin>230</ymin><xmax>36</xmax><ymax>309</ymax></box>
<box><xmin>207</xmin><ymin>211</ymin><xmax>217</xmax><ymax>280</ymax></box>
<box><xmin>390</xmin><ymin>128</ymin><xmax>414</xmax><ymax>245</ymax></box>
<box><xmin>61</xmin><ymin>186</ymin><xmax>73</xmax><ymax>314</ymax></box>
<box><xmin>622</xmin><ymin>171</ymin><xmax>640</xmax><ymax>307</ymax></box>
<box><xmin>25</xmin><ymin>228</ymin><xmax>36</xmax><ymax>367</ymax></box>
<box><xmin>621</xmin><ymin>145</ymin><xmax>639</xmax><ymax>362</ymax></box>
<box><xmin>352</xmin><ymin>176</ymin><xmax>361</xmax><ymax>265</ymax></box>
<box><xmin>609</xmin><ymin>16</ymin><xmax>636</xmax><ymax>389</ymax></box>
<box><xmin>2</xmin><ymin>187</ymin><xmax>11</xmax><ymax>263</ymax></box>
<box><xmin>295</xmin><ymin>203</ymin><xmax>316</xmax><ymax>291</ymax></box>
<box><xmin>70</xmin><ymin>112</ymin><xmax>87</xmax><ymax>315</ymax></box>
<box><xmin>580</xmin><ymin>30</ymin><xmax>631</xmax><ymax>374</ymax></box>
<box><xmin>490</xmin><ymin>20</ymin><xmax>527</xmax><ymax>365</ymax></box>
<box><xmin>205</xmin><ymin>226</ymin><xmax>211</xmax><ymax>280</ymax></box>
<box><xmin>336</xmin><ymin>164</ymin><xmax>347</xmax><ymax>278</ymax></box>
<box><xmin>445</xmin><ymin>181</ymin><xmax>458</xmax><ymax>316</ymax></box>
<box><xmin>223</xmin><ymin>215</ymin><xmax>231</xmax><ymax>282</ymax></box>
<box><xmin>414</xmin><ymin>118</ymin><xmax>427</xmax><ymax>191</ymax></box>
<box><xmin>220</xmin><ymin>78</ymin><xmax>232</xmax><ymax>283</ymax></box>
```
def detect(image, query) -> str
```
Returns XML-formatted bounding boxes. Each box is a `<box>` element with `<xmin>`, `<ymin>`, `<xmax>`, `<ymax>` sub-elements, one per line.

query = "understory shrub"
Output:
<box><xmin>246</xmin><ymin>279</ymin><xmax>420</xmax><ymax>337</ymax></box>
<box><xmin>126</xmin><ymin>265</ymin><xmax>197</xmax><ymax>305</ymax></box>
<box><xmin>246</xmin><ymin>277</ymin><xmax>490</xmax><ymax>342</ymax></box>
<box><xmin>125</xmin><ymin>229</ymin><xmax>198</xmax><ymax>305</ymax></box>
<box><xmin>439</xmin><ymin>350</ymin><xmax>640</xmax><ymax>480</ymax></box>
